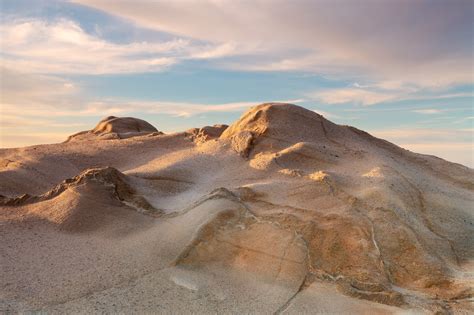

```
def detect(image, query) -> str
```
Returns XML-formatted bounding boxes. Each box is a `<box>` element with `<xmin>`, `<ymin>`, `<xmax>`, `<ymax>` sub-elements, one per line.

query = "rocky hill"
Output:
<box><xmin>1</xmin><ymin>103</ymin><xmax>472</xmax><ymax>313</ymax></box>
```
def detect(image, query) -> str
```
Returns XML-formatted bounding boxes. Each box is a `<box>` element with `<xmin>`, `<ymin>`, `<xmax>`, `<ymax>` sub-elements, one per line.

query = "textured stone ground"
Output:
<box><xmin>1</xmin><ymin>103</ymin><xmax>472</xmax><ymax>313</ymax></box>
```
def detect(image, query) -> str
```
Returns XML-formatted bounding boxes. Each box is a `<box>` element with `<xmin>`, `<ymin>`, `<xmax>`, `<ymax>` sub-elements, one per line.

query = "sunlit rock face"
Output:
<box><xmin>1</xmin><ymin>103</ymin><xmax>473</xmax><ymax>314</ymax></box>
<box><xmin>66</xmin><ymin>116</ymin><xmax>161</xmax><ymax>141</ymax></box>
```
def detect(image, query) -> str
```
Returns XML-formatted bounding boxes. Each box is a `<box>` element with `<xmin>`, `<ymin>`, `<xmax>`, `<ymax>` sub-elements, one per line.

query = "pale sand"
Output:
<box><xmin>1</xmin><ymin>103</ymin><xmax>473</xmax><ymax>313</ymax></box>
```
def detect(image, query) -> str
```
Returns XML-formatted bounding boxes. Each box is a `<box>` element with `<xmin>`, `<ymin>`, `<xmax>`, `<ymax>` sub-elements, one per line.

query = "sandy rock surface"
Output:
<box><xmin>1</xmin><ymin>103</ymin><xmax>473</xmax><ymax>313</ymax></box>
<box><xmin>66</xmin><ymin>116</ymin><xmax>161</xmax><ymax>141</ymax></box>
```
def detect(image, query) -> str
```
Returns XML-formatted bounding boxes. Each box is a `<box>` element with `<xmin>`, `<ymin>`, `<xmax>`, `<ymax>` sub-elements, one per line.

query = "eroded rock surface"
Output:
<box><xmin>186</xmin><ymin>124</ymin><xmax>228</xmax><ymax>144</ymax></box>
<box><xmin>1</xmin><ymin>103</ymin><xmax>473</xmax><ymax>314</ymax></box>
<box><xmin>66</xmin><ymin>116</ymin><xmax>161</xmax><ymax>141</ymax></box>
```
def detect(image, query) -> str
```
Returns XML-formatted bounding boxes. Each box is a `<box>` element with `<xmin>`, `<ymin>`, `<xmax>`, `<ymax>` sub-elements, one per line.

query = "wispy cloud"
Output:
<box><xmin>1</xmin><ymin>67</ymin><xmax>305</xmax><ymax>119</ymax></box>
<box><xmin>3</xmin><ymin>99</ymin><xmax>304</xmax><ymax>119</ymax></box>
<box><xmin>308</xmin><ymin>88</ymin><xmax>395</xmax><ymax>106</ymax></box>
<box><xmin>370</xmin><ymin>128</ymin><xmax>472</xmax><ymax>144</ymax></box>
<box><xmin>312</xmin><ymin>109</ymin><xmax>340</xmax><ymax>120</ymax></box>
<box><xmin>1</xmin><ymin>67</ymin><xmax>80</xmax><ymax>102</ymax></box>
<box><xmin>370</xmin><ymin>128</ymin><xmax>473</xmax><ymax>167</ymax></box>
<box><xmin>411</xmin><ymin>109</ymin><xmax>443</xmax><ymax>114</ymax></box>
<box><xmin>396</xmin><ymin>143</ymin><xmax>473</xmax><ymax>168</ymax></box>
<box><xmin>0</xmin><ymin>19</ymin><xmax>243</xmax><ymax>74</ymax></box>
<box><xmin>77</xmin><ymin>100</ymin><xmax>266</xmax><ymax>118</ymax></box>
<box><xmin>74</xmin><ymin>0</ymin><xmax>473</xmax><ymax>87</ymax></box>
<box><xmin>308</xmin><ymin>83</ymin><xmax>473</xmax><ymax>106</ymax></box>
<box><xmin>189</xmin><ymin>42</ymin><xmax>238</xmax><ymax>59</ymax></box>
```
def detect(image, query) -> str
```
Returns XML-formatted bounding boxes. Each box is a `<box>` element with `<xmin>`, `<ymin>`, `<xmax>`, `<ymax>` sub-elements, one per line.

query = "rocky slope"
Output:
<box><xmin>1</xmin><ymin>103</ymin><xmax>472</xmax><ymax>314</ymax></box>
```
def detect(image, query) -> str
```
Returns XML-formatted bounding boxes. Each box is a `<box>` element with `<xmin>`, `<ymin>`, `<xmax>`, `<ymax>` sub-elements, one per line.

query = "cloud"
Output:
<box><xmin>189</xmin><ymin>42</ymin><xmax>238</xmax><ymax>59</ymax></box>
<box><xmin>10</xmin><ymin>99</ymin><xmax>301</xmax><ymax>118</ymax></box>
<box><xmin>0</xmin><ymin>19</ymin><xmax>242</xmax><ymax>74</ymax></box>
<box><xmin>76</xmin><ymin>100</ymin><xmax>263</xmax><ymax>118</ymax></box>
<box><xmin>397</xmin><ymin>143</ymin><xmax>473</xmax><ymax>168</ymax></box>
<box><xmin>370</xmin><ymin>128</ymin><xmax>472</xmax><ymax>144</ymax></box>
<box><xmin>312</xmin><ymin>109</ymin><xmax>340</xmax><ymax>120</ymax></box>
<box><xmin>455</xmin><ymin>116</ymin><xmax>474</xmax><ymax>124</ymax></box>
<box><xmin>309</xmin><ymin>88</ymin><xmax>395</xmax><ymax>106</ymax></box>
<box><xmin>308</xmin><ymin>82</ymin><xmax>473</xmax><ymax>106</ymax></box>
<box><xmin>1</xmin><ymin>68</ymin><xmax>305</xmax><ymax>119</ymax></box>
<box><xmin>369</xmin><ymin>128</ymin><xmax>473</xmax><ymax>167</ymax></box>
<box><xmin>411</xmin><ymin>109</ymin><xmax>443</xmax><ymax>114</ymax></box>
<box><xmin>0</xmin><ymin>132</ymin><xmax>73</xmax><ymax>148</ymax></box>
<box><xmin>73</xmin><ymin>0</ymin><xmax>473</xmax><ymax>87</ymax></box>
<box><xmin>0</xmin><ymin>67</ymin><xmax>87</xmax><ymax>123</ymax></box>
<box><xmin>1</xmin><ymin>67</ymin><xmax>77</xmax><ymax>93</ymax></box>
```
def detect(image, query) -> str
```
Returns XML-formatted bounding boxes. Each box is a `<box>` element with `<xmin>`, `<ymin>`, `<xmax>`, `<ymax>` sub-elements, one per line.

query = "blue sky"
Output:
<box><xmin>1</xmin><ymin>0</ymin><xmax>473</xmax><ymax>166</ymax></box>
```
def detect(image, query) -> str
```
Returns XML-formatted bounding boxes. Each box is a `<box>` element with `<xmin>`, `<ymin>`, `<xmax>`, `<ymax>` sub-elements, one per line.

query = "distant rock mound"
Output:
<box><xmin>187</xmin><ymin>124</ymin><xmax>228</xmax><ymax>144</ymax></box>
<box><xmin>66</xmin><ymin>116</ymin><xmax>161</xmax><ymax>141</ymax></box>
<box><xmin>93</xmin><ymin>116</ymin><xmax>158</xmax><ymax>134</ymax></box>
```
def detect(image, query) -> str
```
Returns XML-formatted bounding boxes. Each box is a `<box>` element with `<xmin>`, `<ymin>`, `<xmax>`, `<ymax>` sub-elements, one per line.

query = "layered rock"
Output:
<box><xmin>1</xmin><ymin>167</ymin><xmax>161</xmax><ymax>232</ymax></box>
<box><xmin>220</xmin><ymin>103</ymin><xmax>342</xmax><ymax>157</ymax></box>
<box><xmin>1</xmin><ymin>103</ymin><xmax>473</xmax><ymax>313</ymax></box>
<box><xmin>66</xmin><ymin>116</ymin><xmax>161</xmax><ymax>141</ymax></box>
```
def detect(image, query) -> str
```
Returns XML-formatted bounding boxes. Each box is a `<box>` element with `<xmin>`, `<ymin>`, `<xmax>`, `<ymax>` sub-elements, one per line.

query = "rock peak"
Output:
<box><xmin>93</xmin><ymin>116</ymin><xmax>158</xmax><ymax>134</ymax></box>
<box><xmin>66</xmin><ymin>116</ymin><xmax>160</xmax><ymax>142</ymax></box>
<box><xmin>220</xmin><ymin>103</ymin><xmax>337</xmax><ymax>157</ymax></box>
<box><xmin>221</xmin><ymin>103</ymin><xmax>328</xmax><ymax>138</ymax></box>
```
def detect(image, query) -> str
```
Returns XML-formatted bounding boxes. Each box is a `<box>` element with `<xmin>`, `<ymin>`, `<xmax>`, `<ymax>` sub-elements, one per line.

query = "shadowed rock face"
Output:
<box><xmin>1</xmin><ymin>103</ymin><xmax>473</xmax><ymax>314</ymax></box>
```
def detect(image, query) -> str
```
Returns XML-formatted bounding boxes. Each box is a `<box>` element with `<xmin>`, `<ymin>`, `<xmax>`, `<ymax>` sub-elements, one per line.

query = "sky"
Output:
<box><xmin>0</xmin><ymin>0</ymin><xmax>473</xmax><ymax>167</ymax></box>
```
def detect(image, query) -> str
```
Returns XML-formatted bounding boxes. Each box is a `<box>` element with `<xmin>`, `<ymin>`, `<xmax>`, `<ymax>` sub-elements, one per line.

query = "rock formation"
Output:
<box><xmin>186</xmin><ymin>124</ymin><xmax>228</xmax><ymax>144</ymax></box>
<box><xmin>66</xmin><ymin>116</ymin><xmax>161</xmax><ymax>141</ymax></box>
<box><xmin>1</xmin><ymin>103</ymin><xmax>472</xmax><ymax>313</ymax></box>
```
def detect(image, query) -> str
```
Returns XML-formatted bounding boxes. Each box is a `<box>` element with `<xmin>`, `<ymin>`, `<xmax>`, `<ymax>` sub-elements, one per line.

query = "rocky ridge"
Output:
<box><xmin>1</xmin><ymin>103</ymin><xmax>472</xmax><ymax>313</ymax></box>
